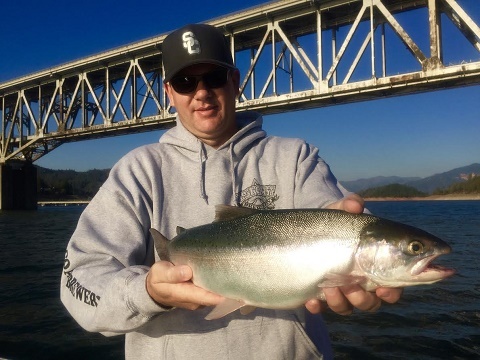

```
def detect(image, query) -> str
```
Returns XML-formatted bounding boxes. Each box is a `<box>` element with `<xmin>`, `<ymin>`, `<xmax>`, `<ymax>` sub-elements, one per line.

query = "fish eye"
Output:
<box><xmin>408</xmin><ymin>240</ymin><xmax>424</xmax><ymax>255</ymax></box>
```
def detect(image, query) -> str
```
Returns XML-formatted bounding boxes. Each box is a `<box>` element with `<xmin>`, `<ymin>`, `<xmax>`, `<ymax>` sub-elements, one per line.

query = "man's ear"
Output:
<box><xmin>232</xmin><ymin>69</ymin><xmax>241</xmax><ymax>97</ymax></box>
<box><xmin>164</xmin><ymin>83</ymin><xmax>175</xmax><ymax>107</ymax></box>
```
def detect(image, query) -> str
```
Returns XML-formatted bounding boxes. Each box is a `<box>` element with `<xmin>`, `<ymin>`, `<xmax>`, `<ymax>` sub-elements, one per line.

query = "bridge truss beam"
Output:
<box><xmin>1</xmin><ymin>0</ymin><xmax>479</xmax><ymax>163</ymax></box>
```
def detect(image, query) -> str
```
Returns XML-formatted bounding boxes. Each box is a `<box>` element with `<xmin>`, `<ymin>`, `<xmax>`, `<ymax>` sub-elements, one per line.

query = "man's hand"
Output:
<box><xmin>305</xmin><ymin>193</ymin><xmax>403</xmax><ymax>315</ymax></box>
<box><xmin>325</xmin><ymin>192</ymin><xmax>365</xmax><ymax>213</ymax></box>
<box><xmin>146</xmin><ymin>261</ymin><xmax>224</xmax><ymax>310</ymax></box>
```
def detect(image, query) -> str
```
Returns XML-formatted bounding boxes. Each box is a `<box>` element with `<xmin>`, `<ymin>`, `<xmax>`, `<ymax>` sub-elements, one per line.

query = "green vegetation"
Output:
<box><xmin>433</xmin><ymin>175</ymin><xmax>480</xmax><ymax>195</ymax></box>
<box><xmin>359</xmin><ymin>183</ymin><xmax>427</xmax><ymax>198</ymax></box>
<box><xmin>37</xmin><ymin>167</ymin><xmax>110</xmax><ymax>201</ymax></box>
<box><xmin>35</xmin><ymin>166</ymin><xmax>479</xmax><ymax>201</ymax></box>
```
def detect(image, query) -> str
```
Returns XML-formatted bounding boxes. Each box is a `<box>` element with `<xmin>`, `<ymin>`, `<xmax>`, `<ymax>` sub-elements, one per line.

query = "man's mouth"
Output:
<box><xmin>195</xmin><ymin>106</ymin><xmax>219</xmax><ymax>117</ymax></box>
<box><xmin>196</xmin><ymin>104</ymin><xmax>217</xmax><ymax>112</ymax></box>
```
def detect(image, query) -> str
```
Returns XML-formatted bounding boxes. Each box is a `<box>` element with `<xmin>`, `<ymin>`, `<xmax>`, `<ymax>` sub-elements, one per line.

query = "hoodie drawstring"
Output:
<box><xmin>198</xmin><ymin>141</ymin><xmax>239</xmax><ymax>206</ymax></box>
<box><xmin>199</xmin><ymin>142</ymin><xmax>209</xmax><ymax>204</ymax></box>
<box><xmin>229</xmin><ymin>143</ymin><xmax>240</xmax><ymax>206</ymax></box>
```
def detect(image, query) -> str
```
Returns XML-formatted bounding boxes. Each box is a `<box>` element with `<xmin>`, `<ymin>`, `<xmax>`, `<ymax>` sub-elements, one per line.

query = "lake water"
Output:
<box><xmin>0</xmin><ymin>201</ymin><xmax>479</xmax><ymax>359</ymax></box>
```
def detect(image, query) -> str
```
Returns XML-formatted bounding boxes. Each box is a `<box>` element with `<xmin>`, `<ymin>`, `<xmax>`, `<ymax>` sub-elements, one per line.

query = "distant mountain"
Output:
<box><xmin>404</xmin><ymin>163</ymin><xmax>480</xmax><ymax>194</ymax></box>
<box><xmin>342</xmin><ymin>163</ymin><xmax>480</xmax><ymax>194</ymax></box>
<box><xmin>359</xmin><ymin>184</ymin><xmax>427</xmax><ymax>198</ymax></box>
<box><xmin>341</xmin><ymin>176</ymin><xmax>421</xmax><ymax>193</ymax></box>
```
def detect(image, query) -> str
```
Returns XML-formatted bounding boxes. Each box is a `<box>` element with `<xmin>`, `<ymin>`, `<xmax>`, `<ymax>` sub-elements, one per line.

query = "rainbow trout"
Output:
<box><xmin>150</xmin><ymin>205</ymin><xmax>454</xmax><ymax>320</ymax></box>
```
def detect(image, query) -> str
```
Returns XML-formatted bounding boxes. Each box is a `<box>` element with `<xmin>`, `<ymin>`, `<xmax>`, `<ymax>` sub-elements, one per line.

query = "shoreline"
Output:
<box><xmin>37</xmin><ymin>194</ymin><xmax>480</xmax><ymax>205</ymax></box>
<box><xmin>365</xmin><ymin>194</ymin><xmax>480</xmax><ymax>201</ymax></box>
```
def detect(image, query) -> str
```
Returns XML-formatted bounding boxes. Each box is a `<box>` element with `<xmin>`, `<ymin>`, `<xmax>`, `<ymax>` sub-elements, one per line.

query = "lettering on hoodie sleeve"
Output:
<box><xmin>63</xmin><ymin>250</ymin><xmax>100</xmax><ymax>307</ymax></box>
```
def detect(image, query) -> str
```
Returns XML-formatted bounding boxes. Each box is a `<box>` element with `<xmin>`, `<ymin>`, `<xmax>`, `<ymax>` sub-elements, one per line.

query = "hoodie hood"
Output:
<box><xmin>159</xmin><ymin>111</ymin><xmax>265</xmax><ymax>155</ymax></box>
<box><xmin>159</xmin><ymin>111</ymin><xmax>266</xmax><ymax>204</ymax></box>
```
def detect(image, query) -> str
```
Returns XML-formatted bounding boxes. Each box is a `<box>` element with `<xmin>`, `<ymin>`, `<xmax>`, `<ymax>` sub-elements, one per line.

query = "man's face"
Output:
<box><xmin>165</xmin><ymin>63</ymin><xmax>240</xmax><ymax>148</ymax></box>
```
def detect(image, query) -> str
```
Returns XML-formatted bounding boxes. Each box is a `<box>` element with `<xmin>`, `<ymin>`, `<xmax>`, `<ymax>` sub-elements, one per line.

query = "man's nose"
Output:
<box><xmin>194</xmin><ymin>80</ymin><xmax>212</xmax><ymax>97</ymax></box>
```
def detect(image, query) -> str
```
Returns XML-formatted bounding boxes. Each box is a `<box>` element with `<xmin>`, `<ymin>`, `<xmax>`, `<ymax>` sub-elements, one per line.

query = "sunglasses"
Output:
<box><xmin>169</xmin><ymin>67</ymin><xmax>231</xmax><ymax>94</ymax></box>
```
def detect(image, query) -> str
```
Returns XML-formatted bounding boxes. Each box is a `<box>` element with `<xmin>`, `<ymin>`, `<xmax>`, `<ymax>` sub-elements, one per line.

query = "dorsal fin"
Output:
<box><xmin>176</xmin><ymin>226</ymin><xmax>187</xmax><ymax>235</ymax></box>
<box><xmin>214</xmin><ymin>205</ymin><xmax>259</xmax><ymax>222</ymax></box>
<box><xmin>149</xmin><ymin>228</ymin><xmax>170</xmax><ymax>262</ymax></box>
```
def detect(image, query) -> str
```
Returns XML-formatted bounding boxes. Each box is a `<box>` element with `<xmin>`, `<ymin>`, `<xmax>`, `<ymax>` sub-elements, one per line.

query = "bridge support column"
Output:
<box><xmin>0</xmin><ymin>161</ymin><xmax>38</xmax><ymax>210</ymax></box>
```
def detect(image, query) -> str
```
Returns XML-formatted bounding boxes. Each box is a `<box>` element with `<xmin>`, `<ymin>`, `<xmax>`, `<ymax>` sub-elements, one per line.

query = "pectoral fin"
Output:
<box><xmin>317</xmin><ymin>274</ymin><xmax>366</xmax><ymax>288</ymax></box>
<box><xmin>240</xmin><ymin>305</ymin><xmax>257</xmax><ymax>315</ymax></box>
<box><xmin>316</xmin><ymin>274</ymin><xmax>369</xmax><ymax>300</ymax></box>
<box><xmin>205</xmin><ymin>298</ymin><xmax>248</xmax><ymax>320</ymax></box>
<box><xmin>317</xmin><ymin>274</ymin><xmax>378</xmax><ymax>301</ymax></box>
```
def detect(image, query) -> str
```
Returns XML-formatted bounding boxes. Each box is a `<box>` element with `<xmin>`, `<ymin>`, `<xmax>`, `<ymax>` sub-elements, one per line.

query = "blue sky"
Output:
<box><xmin>1</xmin><ymin>0</ymin><xmax>479</xmax><ymax>181</ymax></box>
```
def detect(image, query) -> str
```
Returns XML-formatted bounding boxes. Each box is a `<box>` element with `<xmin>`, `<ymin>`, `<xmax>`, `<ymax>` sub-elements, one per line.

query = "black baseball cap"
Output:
<box><xmin>162</xmin><ymin>24</ymin><xmax>236</xmax><ymax>82</ymax></box>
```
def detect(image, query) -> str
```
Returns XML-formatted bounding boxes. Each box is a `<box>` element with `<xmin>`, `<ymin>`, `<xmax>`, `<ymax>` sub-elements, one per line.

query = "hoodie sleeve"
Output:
<box><xmin>60</xmin><ymin>150</ymin><xmax>167</xmax><ymax>334</ymax></box>
<box><xmin>293</xmin><ymin>142</ymin><xmax>351</xmax><ymax>208</ymax></box>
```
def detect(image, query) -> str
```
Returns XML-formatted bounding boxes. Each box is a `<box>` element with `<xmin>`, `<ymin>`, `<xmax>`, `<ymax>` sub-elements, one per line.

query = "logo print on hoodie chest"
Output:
<box><xmin>238</xmin><ymin>178</ymin><xmax>279</xmax><ymax>210</ymax></box>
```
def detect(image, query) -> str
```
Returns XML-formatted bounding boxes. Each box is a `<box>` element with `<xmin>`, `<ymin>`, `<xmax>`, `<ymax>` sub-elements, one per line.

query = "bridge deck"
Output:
<box><xmin>1</xmin><ymin>0</ymin><xmax>479</xmax><ymax>164</ymax></box>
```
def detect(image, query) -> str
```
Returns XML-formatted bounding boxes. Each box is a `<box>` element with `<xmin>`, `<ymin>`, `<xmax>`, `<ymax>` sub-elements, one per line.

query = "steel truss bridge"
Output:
<box><xmin>1</xmin><ymin>0</ymin><xmax>479</xmax><ymax>164</ymax></box>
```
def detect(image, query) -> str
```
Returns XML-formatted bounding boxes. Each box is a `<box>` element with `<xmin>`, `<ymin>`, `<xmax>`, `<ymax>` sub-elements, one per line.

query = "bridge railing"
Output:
<box><xmin>1</xmin><ymin>0</ymin><xmax>479</xmax><ymax>163</ymax></box>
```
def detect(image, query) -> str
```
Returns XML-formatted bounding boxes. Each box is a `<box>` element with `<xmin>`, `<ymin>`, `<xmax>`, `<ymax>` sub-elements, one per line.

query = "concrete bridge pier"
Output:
<box><xmin>0</xmin><ymin>161</ymin><xmax>37</xmax><ymax>210</ymax></box>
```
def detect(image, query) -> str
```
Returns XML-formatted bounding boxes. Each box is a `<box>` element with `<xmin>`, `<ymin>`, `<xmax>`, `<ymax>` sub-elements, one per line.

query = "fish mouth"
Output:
<box><xmin>411</xmin><ymin>255</ymin><xmax>456</xmax><ymax>282</ymax></box>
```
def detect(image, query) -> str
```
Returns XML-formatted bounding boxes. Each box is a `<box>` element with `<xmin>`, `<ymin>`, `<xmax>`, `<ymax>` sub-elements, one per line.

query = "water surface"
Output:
<box><xmin>1</xmin><ymin>201</ymin><xmax>479</xmax><ymax>359</ymax></box>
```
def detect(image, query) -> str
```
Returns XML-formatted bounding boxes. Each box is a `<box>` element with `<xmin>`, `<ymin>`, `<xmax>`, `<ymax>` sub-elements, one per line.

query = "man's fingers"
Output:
<box><xmin>376</xmin><ymin>287</ymin><xmax>403</xmax><ymax>304</ymax></box>
<box><xmin>340</xmin><ymin>285</ymin><xmax>382</xmax><ymax>312</ymax></box>
<box><xmin>323</xmin><ymin>287</ymin><xmax>354</xmax><ymax>315</ymax></box>
<box><xmin>146</xmin><ymin>261</ymin><xmax>223</xmax><ymax>310</ymax></box>
<box><xmin>305</xmin><ymin>299</ymin><xmax>327</xmax><ymax>314</ymax></box>
<box><xmin>323</xmin><ymin>285</ymin><xmax>386</xmax><ymax>315</ymax></box>
<box><xmin>150</xmin><ymin>261</ymin><xmax>192</xmax><ymax>284</ymax></box>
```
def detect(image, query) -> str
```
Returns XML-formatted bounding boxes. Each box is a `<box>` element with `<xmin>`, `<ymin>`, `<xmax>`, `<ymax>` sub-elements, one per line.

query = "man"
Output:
<box><xmin>61</xmin><ymin>24</ymin><xmax>401</xmax><ymax>359</ymax></box>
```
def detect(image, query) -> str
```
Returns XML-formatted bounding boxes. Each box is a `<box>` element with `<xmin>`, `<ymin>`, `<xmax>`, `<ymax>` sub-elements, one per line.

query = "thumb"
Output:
<box><xmin>326</xmin><ymin>193</ymin><xmax>364</xmax><ymax>214</ymax></box>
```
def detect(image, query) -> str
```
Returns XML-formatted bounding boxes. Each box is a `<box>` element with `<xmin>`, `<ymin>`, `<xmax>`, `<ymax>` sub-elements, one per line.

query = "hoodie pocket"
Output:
<box><xmin>161</xmin><ymin>313</ymin><xmax>326</xmax><ymax>360</ymax></box>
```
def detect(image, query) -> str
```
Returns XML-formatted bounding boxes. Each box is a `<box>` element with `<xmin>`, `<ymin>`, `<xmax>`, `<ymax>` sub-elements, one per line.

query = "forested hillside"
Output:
<box><xmin>358</xmin><ymin>176</ymin><xmax>480</xmax><ymax>198</ymax></box>
<box><xmin>37</xmin><ymin>167</ymin><xmax>110</xmax><ymax>200</ymax></box>
<box><xmin>433</xmin><ymin>175</ymin><xmax>480</xmax><ymax>195</ymax></box>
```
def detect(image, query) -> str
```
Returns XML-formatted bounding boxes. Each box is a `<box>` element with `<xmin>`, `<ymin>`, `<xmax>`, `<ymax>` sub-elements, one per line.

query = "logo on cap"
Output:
<box><xmin>182</xmin><ymin>31</ymin><xmax>200</xmax><ymax>55</ymax></box>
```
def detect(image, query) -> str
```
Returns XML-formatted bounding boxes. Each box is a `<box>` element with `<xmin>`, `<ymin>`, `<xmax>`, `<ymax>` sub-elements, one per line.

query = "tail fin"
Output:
<box><xmin>149</xmin><ymin>228</ymin><xmax>170</xmax><ymax>261</ymax></box>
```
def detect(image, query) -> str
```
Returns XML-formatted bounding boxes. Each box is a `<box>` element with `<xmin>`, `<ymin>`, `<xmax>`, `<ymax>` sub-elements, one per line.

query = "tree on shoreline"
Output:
<box><xmin>37</xmin><ymin>167</ymin><xmax>110</xmax><ymax>200</ymax></box>
<box><xmin>433</xmin><ymin>175</ymin><xmax>480</xmax><ymax>195</ymax></box>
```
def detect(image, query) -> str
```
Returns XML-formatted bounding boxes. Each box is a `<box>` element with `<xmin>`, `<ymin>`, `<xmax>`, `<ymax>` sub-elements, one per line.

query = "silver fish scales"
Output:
<box><xmin>150</xmin><ymin>205</ymin><xmax>454</xmax><ymax>320</ymax></box>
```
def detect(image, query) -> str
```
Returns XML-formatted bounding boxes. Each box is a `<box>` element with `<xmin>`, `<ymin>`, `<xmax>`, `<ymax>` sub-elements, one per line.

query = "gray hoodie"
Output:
<box><xmin>61</xmin><ymin>111</ymin><xmax>349</xmax><ymax>359</ymax></box>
